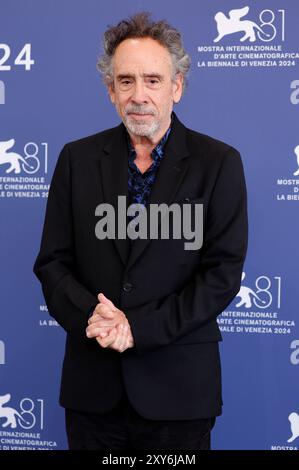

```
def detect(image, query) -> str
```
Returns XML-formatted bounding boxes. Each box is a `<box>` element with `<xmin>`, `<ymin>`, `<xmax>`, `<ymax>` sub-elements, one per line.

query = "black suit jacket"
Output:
<box><xmin>33</xmin><ymin>112</ymin><xmax>248</xmax><ymax>419</ymax></box>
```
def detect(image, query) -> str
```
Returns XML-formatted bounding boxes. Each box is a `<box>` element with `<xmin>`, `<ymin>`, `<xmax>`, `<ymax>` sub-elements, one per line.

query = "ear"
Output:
<box><xmin>173</xmin><ymin>73</ymin><xmax>184</xmax><ymax>104</ymax></box>
<box><xmin>108</xmin><ymin>83</ymin><xmax>116</xmax><ymax>104</ymax></box>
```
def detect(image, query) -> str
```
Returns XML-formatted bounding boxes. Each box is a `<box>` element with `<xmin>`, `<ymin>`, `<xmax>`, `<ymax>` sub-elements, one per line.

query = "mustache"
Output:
<box><xmin>125</xmin><ymin>106</ymin><xmax>156</xmax><ymax>116</ymax></box>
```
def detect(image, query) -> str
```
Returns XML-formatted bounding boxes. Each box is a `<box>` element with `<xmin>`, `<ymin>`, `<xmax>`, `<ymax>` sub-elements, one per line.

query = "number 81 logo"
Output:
<box><xmin>22</xmin><ymin>142</ymin><xmax>48</xmax><ymax>174</ymax></box>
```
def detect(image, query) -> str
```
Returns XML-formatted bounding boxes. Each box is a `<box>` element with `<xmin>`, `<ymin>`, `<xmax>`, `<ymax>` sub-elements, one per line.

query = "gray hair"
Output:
<box><xmin>97</xmin><ymin>12</ymin><xmax>191</xmax><ymax>93</ymax></box>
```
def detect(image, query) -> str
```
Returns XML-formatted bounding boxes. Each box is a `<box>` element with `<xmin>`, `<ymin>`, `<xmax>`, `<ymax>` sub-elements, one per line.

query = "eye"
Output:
<box><xmin>118</xmin><ymin>79</ymin><xmax>133</xmax><ymax>90</ymax></box>
<box><xmin>146</xmin><ymin>77</ymin><xmax>161</xmax><ymax>88</ymax></box>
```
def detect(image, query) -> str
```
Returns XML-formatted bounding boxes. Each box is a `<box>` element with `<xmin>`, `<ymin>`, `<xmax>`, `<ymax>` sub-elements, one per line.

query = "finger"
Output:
<box><xmin>95</xmin><ymin>326</ymin><xmax>114</xmax><ymax>338</ymax></box>
<box><xmin>99</xmin><ymin>311</ymin><xmax>116</xmax><ymax>320</ymax></box>
<box><xmin>88</xmin><ymin>318</ymin><xmax>116</xmax><ymax>329</ymax></box>
<box><xmin>125</xmin><ymin>326</ymin><xmax>134</xmax><ymax>350</ymax></box>
<box><xmin>111</xmin><ymin>324</ymin><xmax>125</xmax><ymax>352</ymax></box>
<box><xmin>94</xmin><ymin>304</ymin><xmax>116</xmax><ymax>318</ymax></box>
<box><xmin>124</xmin><ymin>327</ymin><xmax>134</xmax><ymax>349</ymax></box>
<box><xmin>121</xmin><ymin>324</ymin><xmax>130</xmax><ymax>352</ymax></box>
<box><xmin>86</xmin><ymin>324</ymin><xmax>116</xmax><ymax>338</ymax></box>
<box><xmin>97</xmin><ymin>328</ymin><xmax>117</xmax><ymax>348</ymax></box>
<box><xmin>97</xmin><ymin>325</ymin><xmax>116</xmax><ymax>338</ymax></box>
<box><xmin>88</xmin><ymin>309</ymin><xmax>117</xmax><ymax>326</ymax></box>
<box><xmin>114</xmin><ymin>323</ymin><xmax>129</xmax><ymax>352</ymax></box>
<box><xmin>122</xmin><ymin>327</ymin><xmax>132</xmax><ymax>351</ymax></box>
<box><xmin>88</xmin><ymin>314</ymin><xmax>115</xmax><ymax>325</ymax></box>
<box><xmin>94</xmin><ymin>303</ymin><xmax>112</xmax><ymax>315</ymax></box>
<box><xmin>98</xmin><ymin>293</ymin><xmax>117</xmax><ymax>311</ymax></box>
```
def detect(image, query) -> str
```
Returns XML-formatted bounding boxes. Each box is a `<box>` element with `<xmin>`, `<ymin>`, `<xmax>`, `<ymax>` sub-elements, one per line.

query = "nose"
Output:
<box><xmin>130</xmin><ymin>80</ymin><xmax>148</xmax><ymax>104</ymax></box>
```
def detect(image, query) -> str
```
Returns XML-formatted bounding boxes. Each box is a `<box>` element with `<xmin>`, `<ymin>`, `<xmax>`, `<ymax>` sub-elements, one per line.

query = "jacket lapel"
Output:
<box><xmin>100</xmin><ymin>123</ymin><xmax>131</xmax><ymax>266</ymax></box>
<box><xmin>99</xmin><ymin>113</ymin><xmax>191</xmax><ymax>269</ymax></box>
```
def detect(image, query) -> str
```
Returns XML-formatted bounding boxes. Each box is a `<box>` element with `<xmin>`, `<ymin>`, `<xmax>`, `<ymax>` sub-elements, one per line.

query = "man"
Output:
<box><xmin>33</xmin><ymin>12</ymin><xmax>248</xmax><ymax>450</ymax></box>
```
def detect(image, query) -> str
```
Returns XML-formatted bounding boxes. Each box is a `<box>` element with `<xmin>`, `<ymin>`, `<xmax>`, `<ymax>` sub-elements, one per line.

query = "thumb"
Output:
<box><xmin>98</xmin><ymin>293</ymin><xmax>117</xmax><ymax>311</ymax></box>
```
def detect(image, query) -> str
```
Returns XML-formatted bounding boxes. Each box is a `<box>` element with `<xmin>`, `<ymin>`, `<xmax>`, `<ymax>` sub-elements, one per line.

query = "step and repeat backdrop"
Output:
<box><xmin>0</xmin><ymin>0</ymin><xmax>298</xmax><ymax>450</ymax></box>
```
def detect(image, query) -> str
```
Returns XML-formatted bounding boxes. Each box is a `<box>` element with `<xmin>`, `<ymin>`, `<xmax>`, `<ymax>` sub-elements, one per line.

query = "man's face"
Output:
<box><xmin>108</xmin><ymin>37</ymin><xmax>183</xmax><ymax>140</ymax></box>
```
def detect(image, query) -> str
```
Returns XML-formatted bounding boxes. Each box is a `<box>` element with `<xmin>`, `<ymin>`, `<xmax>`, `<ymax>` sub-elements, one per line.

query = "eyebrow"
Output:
<box><xmin>116</xmin><ymin>73</ymin><xmax>164</xmax><ymax>81</ymax></box>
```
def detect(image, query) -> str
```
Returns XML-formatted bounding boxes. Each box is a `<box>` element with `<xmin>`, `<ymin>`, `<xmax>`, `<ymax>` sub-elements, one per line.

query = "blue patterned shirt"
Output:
<box><xmin>127</xmin><ymin>123</ymin><xmax>172</xmax><ymax>214</ymax></box>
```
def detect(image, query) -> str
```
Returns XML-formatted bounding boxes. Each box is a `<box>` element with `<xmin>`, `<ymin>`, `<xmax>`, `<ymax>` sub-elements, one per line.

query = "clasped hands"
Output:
<box><xmin>86</xmin><ymin>293</ymin><xmax>134</xmax><ymax>353</ymax></box>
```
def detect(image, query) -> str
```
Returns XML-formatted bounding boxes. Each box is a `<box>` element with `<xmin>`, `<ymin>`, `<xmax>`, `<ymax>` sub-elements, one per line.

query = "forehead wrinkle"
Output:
<box><xmin>112</xmin><ymin>52</ymin><xmax>172</xmax><ymax>75</ymax></box>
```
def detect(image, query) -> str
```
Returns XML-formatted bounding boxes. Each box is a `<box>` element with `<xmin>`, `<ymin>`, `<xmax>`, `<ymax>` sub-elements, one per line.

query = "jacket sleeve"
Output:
<box><xmin>125</xmin><ymin>148</ymin><xmax>248</xmax><ymax>355</ymax></box>
<box><xmin>33</xmin><ymin>144</ymin><xmax>98</xmax><ymax>340</ymax></box>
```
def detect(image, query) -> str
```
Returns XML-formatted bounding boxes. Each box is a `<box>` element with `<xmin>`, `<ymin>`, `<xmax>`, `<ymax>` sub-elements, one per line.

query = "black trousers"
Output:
<box><xmin>65</xmin><ymin>388</ymin><xmax>216</xmax><ymax>450</ymax></box>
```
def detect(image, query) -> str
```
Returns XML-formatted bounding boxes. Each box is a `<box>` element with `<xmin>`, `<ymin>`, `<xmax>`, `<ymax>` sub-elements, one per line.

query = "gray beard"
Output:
<box><xmin>123</xmin><ymin>116</ymin><xmax>160</xmax><ymax>139</ymax></box>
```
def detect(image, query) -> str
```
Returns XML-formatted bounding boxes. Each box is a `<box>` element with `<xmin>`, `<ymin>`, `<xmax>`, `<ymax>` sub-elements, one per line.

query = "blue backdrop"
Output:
<box><xmin>0</xmin><ymin>0</ymin><xmax>298</xmax><ymax>450</ymax></box>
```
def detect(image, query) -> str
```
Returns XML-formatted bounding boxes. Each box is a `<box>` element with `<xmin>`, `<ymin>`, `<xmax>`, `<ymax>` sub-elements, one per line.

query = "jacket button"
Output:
<box><xmin>123</xmin><ymin>282</ymin><xmax>133</xmax><ymax>293</ymax></box>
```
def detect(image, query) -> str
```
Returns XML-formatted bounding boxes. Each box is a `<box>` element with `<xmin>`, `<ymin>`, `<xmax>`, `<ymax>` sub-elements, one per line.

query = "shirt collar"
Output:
<box><xmin>127</xmin><ymin>113</ymin><xmax>173</xmax><ymax>163</ymax></box>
